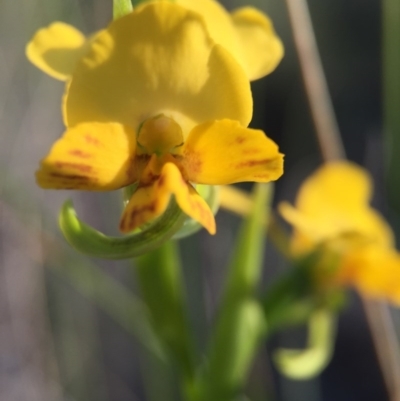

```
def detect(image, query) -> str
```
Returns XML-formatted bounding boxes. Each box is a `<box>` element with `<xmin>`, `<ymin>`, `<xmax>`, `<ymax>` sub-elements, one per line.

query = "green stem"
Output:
<box><xmin>262</xmin><ymin>263</ymin><xmax>314</xmax><ymax>334</ymax></box>
<box><xmin>113</xmin><ymin>0</ymin><xmax>133</xmax><ymax>19</ymax></box>
<box><xmin>199</xmin><ymin>184</ymin><xmax>272</xmax><ymax>401</ymax></box>
<box><xmin>134</xmin><ymin>240</ymin><xmax>197</xmax><ymax>397</ymax></box>
<box><xmin>223</xmin><ymin>184</ymin><xmax>273</xmax><ymax>303</ymax></box>
<box><xmin>262</xmin><ymin>249</ymin><xmax>345</xmax><ymax>335</ymax></box>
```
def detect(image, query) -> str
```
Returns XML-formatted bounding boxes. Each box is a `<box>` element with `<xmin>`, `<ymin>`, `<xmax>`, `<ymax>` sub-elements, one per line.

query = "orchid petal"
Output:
<box><xmin>279</xmin><ymin>162</ymin><xmax>394</xmax><ymax>251</ymax></box>
<box><xmin>36</xmin><ymin>122</ymin><xmax>137</xmax><ymax>190</ymax></box>
<box><xmin>26</xmin><ymin>22</ymin><xmax>91</xmax><ymax>81</ymax></box>
<box><xmin>182</xmin><ymin>119</ymin><xmax>283</xmax><ymax>185</ymax></box>
<box><xmin>120</xmin><ymin>162</ymin><xmax>215</xmax><ymax>234</ymax></box>
<box><xmin>64</xmin><ymin>3</ymin><xmax>252</xmax><ymax>131</ymax></box>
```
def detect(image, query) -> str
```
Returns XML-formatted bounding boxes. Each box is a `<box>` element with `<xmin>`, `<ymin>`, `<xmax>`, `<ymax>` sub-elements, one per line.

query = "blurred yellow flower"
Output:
<box><xmin>31</xmin><ymin>3</ymin><xmax>284</xmax><ymax>234</ymax></box>
<box><xmin>26</xmin><ymin>0</ymin><xmax>283</xmax><ymax>82</ymax></box>
<box><xmin>279</xmin><ymin>162</ymin><xmax>400</xmax><ymax>304</ymax></box>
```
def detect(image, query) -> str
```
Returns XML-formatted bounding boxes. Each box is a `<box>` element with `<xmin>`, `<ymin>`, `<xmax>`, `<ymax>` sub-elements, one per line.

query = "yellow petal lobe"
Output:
<box><xmin>182</xmin><ymin>119</ymin><xmax>283</xmax><ymax>185</ymax></box>
<box><xmin>280</xmin><ymin>161</ymin><xmax>400</xmax><ymax>304</ymax></box>
<box><xmin>175</xmin><ymin>0</ymin><xmax>243</xmax><ymax>69</ymax></box>
<box><xmin>64</xmin><ymin>2</ymin><xmax>252</xmax><ymax>130</ymax></box>
<box><xmin>296</xmin><ymin>162</ymin><xmax>371</xmax><ymax>214</ymax></box>
<box><xmin>176</xmin><ymin>0</ymin><xmax>283</xmax><ymax>80</ymax></box>
<box><xmin>36</xmin><ymin>122</ymin><xmax>137</xmax><ymax>190</ymax></box>
<box><xmin>279</xmin><ymin>162</ymin><xmax>394</xmax><ymax>253</ymax></box>
<box><xmin>120</xmin><ymin>162</ymin><xmax>216</xmax><ymax>234</ymax></box>
<box><xmin>338</xmin><ymin>246</ymin><xmax>400</xmax><ymax>305</ymax></box>
<box><xmin>232</xmin><ymin>7</ymin><xmax>284</xmax><ymax>80</ymax></box>
<box><xmin>26</xmin><ymin>22</ymin><xmax>89</xmax><ymax>81</ymax></box>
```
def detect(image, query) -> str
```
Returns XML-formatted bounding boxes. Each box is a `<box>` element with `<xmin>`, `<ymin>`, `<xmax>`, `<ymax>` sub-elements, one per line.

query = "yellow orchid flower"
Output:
<box><xmin>26</xmin><ymin>0</ymin><xmax>283</xmax><ymax>82</ymax></box>
<box><xmin>279</xmin><ymin>161</ymin><xmax>400</xmax><ymax>304</ymax></box>
<box><xmin>31</xmin><ymin>3</ymin><xmax>284</xmax><ymax>235</ymax></box>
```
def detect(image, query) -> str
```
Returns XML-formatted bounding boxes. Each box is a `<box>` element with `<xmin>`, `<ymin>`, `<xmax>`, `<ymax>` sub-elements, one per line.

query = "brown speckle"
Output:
<box><xmin>182</xmin><ymin>149</ymin><xmax>203</xmax><ymax>176</ymax></box>
<box><xmin>49</xmin><ymin>172</ymin><xmax>91</xmax><ymax>181</ymax></box>
<box><xmin>54</xmin><ymin>162</ymin><xmax>92</xmax><ymax>173</ymax></box>
<box><xmin>85</xmin><ymin>135</ymin><xmax>101</xmax><ymax>146</ymax></box>
<box><xmin>235</xmin><ymin>158</ymin><xmax>273</xmax><ymax>169</ymax></box>
<box><xmin>157</xmin><ymin>175</ymin><xmax>165</xmax><ymax>187</ymax></box>
<box><xmin>120</xmin><ymin>202</ymin><xmax>157</xmax><ymax>231</ymax></box>
<box><xmin>69</xmin><ymin>149</ymin><xmax>91</xmax><ymax>158</ymax></box>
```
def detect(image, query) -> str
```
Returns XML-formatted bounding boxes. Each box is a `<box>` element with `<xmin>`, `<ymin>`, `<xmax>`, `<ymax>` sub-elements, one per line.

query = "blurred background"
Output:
<box><xmin>0</xmin><ymin>0</ymin><xmax>394</xmax><ymax>400</ymax></box>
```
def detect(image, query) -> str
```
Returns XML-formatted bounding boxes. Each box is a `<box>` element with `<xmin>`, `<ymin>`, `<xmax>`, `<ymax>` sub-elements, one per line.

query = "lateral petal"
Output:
<box><xmin>182</xmin><ymin>119</ymin><xmax>283</xmax><ymax>185</ymax></box>
<box><xmin>26</xmin><ymin>22</ymin><xmax>91</xmax><ymax>81</ymax></box>
<box><xmin>120</xmin><ymin>163</ymin><xmax>215</xmax><ymax>234</ymax></box>
<box><xmin>36</xmin><ymin>122</ymin><xmax>137</xmax><ymax>190</ymax></box>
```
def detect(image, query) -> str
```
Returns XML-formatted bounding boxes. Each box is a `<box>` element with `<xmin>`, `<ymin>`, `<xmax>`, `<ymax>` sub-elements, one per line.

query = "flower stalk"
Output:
<box><xmin>134</xmin><ymin>240</ymin><xmax>197</xmax><ymax>398</ymax></box>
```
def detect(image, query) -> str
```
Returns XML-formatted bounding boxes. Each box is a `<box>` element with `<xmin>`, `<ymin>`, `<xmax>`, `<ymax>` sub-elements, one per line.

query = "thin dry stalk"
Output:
<box><xmin>284</xmin><ymin>0</ymin><xmax>400</xmax><ymax>398</ymax></box>
<box><xmin>284</xmin><ymin>0</ymin><xmax>345</xmax><ymax>161</ymax></box>
<box><xmin>363</xmin><ymin>300</ymin><xmax>400</xmax><ymax>401</ymax></box>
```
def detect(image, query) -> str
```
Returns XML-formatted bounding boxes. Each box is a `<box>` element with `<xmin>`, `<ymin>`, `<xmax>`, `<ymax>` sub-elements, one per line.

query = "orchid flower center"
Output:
<box><xmin>137</xmin><ymin>114</ymin><xmax>184</xmax><ymax>156</ymax></box>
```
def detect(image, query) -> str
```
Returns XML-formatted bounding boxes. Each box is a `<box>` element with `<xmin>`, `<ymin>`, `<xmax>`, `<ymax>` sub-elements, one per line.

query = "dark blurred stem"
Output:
<box><xmin>384</xmin><ymin>0</ymin><xmax>400</xmax><ymax>210</ymax></box>
<box><xmin>285</xmin><ymin>0</ymin><xmax>400</xmax><ymax>398</ymax></box>
<box><xmin>381</xmin><ymin>1</ymin><xmax>400</xmax><ymax>398</ymax></box>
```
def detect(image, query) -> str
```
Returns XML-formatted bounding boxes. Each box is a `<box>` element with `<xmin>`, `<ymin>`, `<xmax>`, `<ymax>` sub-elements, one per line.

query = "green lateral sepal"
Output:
<box><xmin>273</xmin><ymin>308</ymin><xmax>337</xmax><ymax>380</ymax></box>
<box><xmin>59</xmin><ymin>198</ymin><xmax>187</xmax><ymax>259</ymax></box>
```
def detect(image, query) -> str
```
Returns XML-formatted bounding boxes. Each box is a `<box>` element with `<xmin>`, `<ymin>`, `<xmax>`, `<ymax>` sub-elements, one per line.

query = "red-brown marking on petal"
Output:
<box><xmin>54</xmin><ymin>162</ymin><xmax>93</xmax><ymax>173</ymax></box>
<box><xmin>138</xmin><ymin>172</ymin><xmax>160</xmax><ymax>188</ymax></box>
<box><xmin>120</xmin><ymin>202</ymin><xmax>157</xmax><ymax>231</ymax></box>
<box><xmin>252</xmin><ymin>173</ymin><xmax>271</xmax><ymax>179</ymax></box>
<box><xmin>182</xmin><ymin>149</ymin><xmax>203</xmax><ymax>176</ymax></box>
<box><xmin>69</xmin><ymin>149</ymin><xmax>91</xmax><ymax>158</ymax></box>
<box><xmin>235</xmin><ymin>136</ymin><xmax>246</xmax><ymax>144</ymax></box>
<box><xmin>183</xmin><ymin>184</ymin><xmax>214</xmax><ymax>230</ymax></box>
<box><xmin>157</xmin><ymin>175</ymin><xmax>165</xmax><ymax>188</ymax></box>
<box><xmin>137</xmin><ymin>180</ymin><xmax>158</xmax><ymax>190</ymax></box>
<box><xmin>235</xmin><ymin>158</ymin><xmax>273</xmax><ymax>169</ymax></box>
<box><xmin>129</xmin><ymin>154</ymin><xmax>151</xmax><ymax>181</ymax></box>
<box><xmin>85</xmin><ymin>135</ymin><xmax>101</xmax><ymax>146</ymax></box>
<box><xmin>49</xmin><ymin>172</ymin><xmax>91</xmax><ymax>180</ymax></box>
<box><xmin>241</xmin><ymin>148</ymin><xmax>261</xmax><ymax>155</ymax></box>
